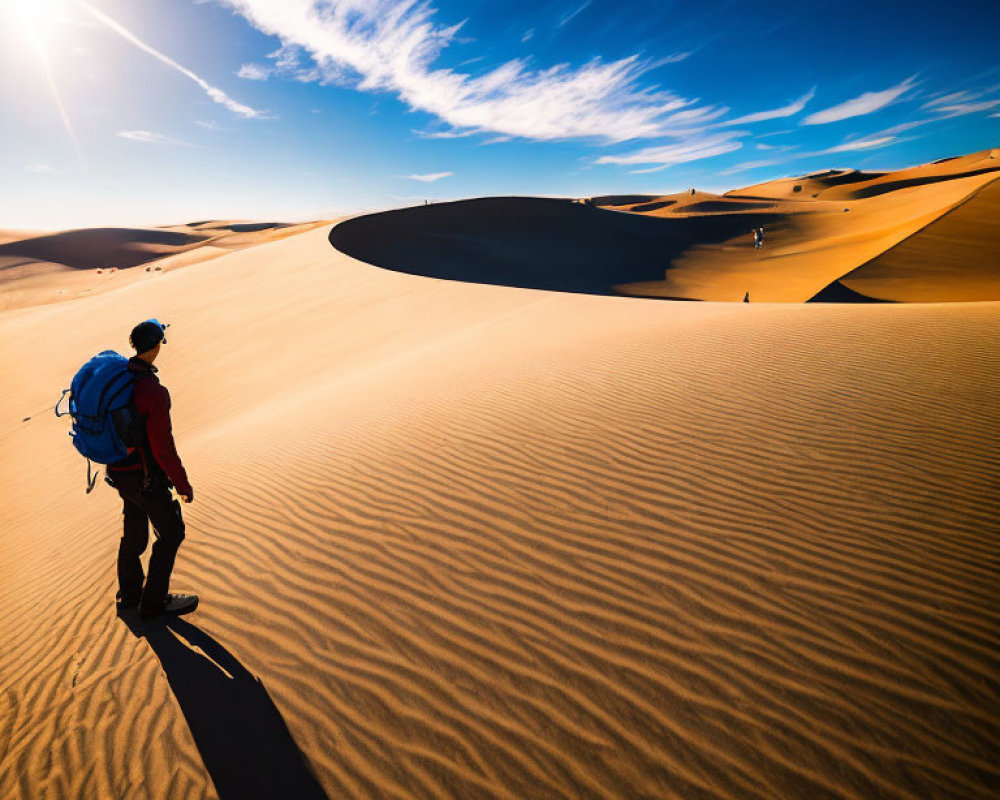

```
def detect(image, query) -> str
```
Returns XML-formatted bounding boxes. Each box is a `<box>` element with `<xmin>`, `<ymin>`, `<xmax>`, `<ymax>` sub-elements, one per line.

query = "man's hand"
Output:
<box><xmin>180</xmin><ymin>488</ymin><xmax>194</xmax><ymax>504</ymax></box>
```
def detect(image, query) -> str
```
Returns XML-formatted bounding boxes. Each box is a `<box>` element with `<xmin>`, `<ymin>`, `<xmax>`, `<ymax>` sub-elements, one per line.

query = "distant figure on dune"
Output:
<box><xmin>743</xmin><ymin>291</ymin><xmax>750</xmax><ymax>303</ymax></box>
<box><xmin>753</xmin><ymin>226</ymin><xmax>764</xmax><ymax>249</ymax></box>
<box><xmin>105</xmin><ymin>320</ymin><xmax>198</xmax><ymax>620</ymax></box>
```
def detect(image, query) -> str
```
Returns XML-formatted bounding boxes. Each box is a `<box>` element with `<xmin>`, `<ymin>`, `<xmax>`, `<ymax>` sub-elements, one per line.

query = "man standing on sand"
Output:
<box><xmin>106</xmin><ymin>319</ymin><xmax>198</xmax><ymax>620</ymax></box>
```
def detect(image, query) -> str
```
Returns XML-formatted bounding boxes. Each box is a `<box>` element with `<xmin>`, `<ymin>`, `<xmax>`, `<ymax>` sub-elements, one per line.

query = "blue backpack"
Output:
<box><xmin>56</xmin><ymin>351</ymin><xmax>136</xmax><ymax>492</ymax></box>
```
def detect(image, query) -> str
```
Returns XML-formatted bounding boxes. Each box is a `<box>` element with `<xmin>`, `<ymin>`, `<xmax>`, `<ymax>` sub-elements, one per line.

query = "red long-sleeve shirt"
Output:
<box><xmin>109</xmin><ymin>358</ymin><xmax>191</xmax><ymax>496</ymax></box>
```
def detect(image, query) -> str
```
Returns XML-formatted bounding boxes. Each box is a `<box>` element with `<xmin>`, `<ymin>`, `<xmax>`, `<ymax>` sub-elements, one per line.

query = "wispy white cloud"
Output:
<box><xmin>717</xmin><ymin>88</ymin><xmax>815</xmax><ymax>126</ymax></box>
<box><xmin>405</xmin><ymin>171</ymin><xmax>453</xmax><ymax>182</ymax></box>
<box><xmin>922</xmin><ymin>82</ymin><xmax>1000</xmax><ymax>111</ymax></box>
<box><xmin>237</xmin><ymin>63</ymin><xmax>271</xmax><ymax>80</ymax></box>
<box><xmin>217</xmin><ymin>0</ymin><xmax>722</xmax><ymax>142</ymax></box>
<box><xmin>719</xmin><ymin>159</ymin><xmax>781</xmax><ymax>175</ymax></box>
<box><xmin>815</xmin><ymin>136</ymin><xmax>898</xmax><ymax>154</ymax></box>
<box><xmin>657</xmin><ymin>52</ymin><xmax>691</xmax><ymax>65</ymax></box>
<box><xmin>411</xmin><ymin>128</ymin><xmax>479</xmax><ymax>139</ymax></box>
<box><xmin>753</xmin><ymin>143</ymin><xmax>797</xmax><ymax>156</ymax></box>
<box><xmin>877</xmin><ymin>119</ymin><xmax>930</xmax><ymax>136</ymax></box>
<box><xmin>77</xmin><ymin>0</ymin><xmax>265</xmax><ymax>118</ymax></box>
<box><xmin>802</xmin><ymin>77</ymin><xmax>917</xmax><ymax>125</ymax></box>
<box><xmin>521</xmin><ymin>28</ymin><xmax>535</xmax><ymax>43</ymax></box>
<box><xmin>922</xmin><ymin>90</ymin><xmax>974</xmax><ymax>109</ymax></box>
<box><xmin>266</xmin><ymin>44</ymin><xmax>323</xmax><ymax>82</ymax></box>
<box><xmin>118</xmin><ymin>130</ymin><xmax>193</xmax><ymax>146</ymax></box>
<box><xmin>624</xmin><ymin>165</ymin><xmax>670</xmax><ymax>175</ymax></box>
<box><xmin>195</xmin><ymin>119</ymin><xmax>224</xmax><ymax>131</ymax></box>
<box><xmin>559</xmin><ymin>0</ymin><xmax>594</xmax><ymax>27</ymax></box>
<box><xmin>595</xmin><ymin>133</ymin><xmax>742</xmax><ymax>173</ymax></box>
<box><xmin>932</xmin><ymin>99</ymin><xmax>1000</xmax><ymax>115</ymax></box>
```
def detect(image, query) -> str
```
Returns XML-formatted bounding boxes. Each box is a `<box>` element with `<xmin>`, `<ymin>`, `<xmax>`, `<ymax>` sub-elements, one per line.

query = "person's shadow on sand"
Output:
<box><xmin>118</xmin><ymin>612</ymin><xmax>330</xmax><ymax>800</ymax></box>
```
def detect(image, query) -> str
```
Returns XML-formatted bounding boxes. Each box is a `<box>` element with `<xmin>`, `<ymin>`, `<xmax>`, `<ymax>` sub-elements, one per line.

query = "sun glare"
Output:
<box><xmin>7</xmin><ymin>0</ymin><xmax>66</xmax><ymax>53</ymax></box>
<box><xmin>4</xmin><ymin>0</ymin><xmax>83</xmax><ymax>166</ymax></box>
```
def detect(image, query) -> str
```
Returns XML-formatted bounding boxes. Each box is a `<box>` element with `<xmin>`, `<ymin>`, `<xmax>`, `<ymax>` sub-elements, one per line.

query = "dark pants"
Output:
<box><xmin>108</xmin><ymin>469</ymin><xmax>185</xmax><ymax>608</ymax></box>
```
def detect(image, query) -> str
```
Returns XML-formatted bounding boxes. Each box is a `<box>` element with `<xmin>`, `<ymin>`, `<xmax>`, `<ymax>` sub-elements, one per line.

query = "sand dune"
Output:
<box><xmin>0</xmin><ymin>220</ymin><xmax>329</xmax><ymax>311</ymax></box>
<box><xmin>810</xmin><ymin>175</ymin><xmax>1000</xmax><ymax>302</ymax></box>
<box><xmin>624</xmin><ymin>162</ymin><xmax>998</xmax><ymax>302</ymax></box>
<box><xmin>731</xmin><ymin>168</ymin><xmax>888</xmax><ymax>201</ymax></box>
<box><xmin>0</xmin><ymin>227</ymin><xmax>211</xmax><ymax>270</ymax></box>
<box><xmin>333</xmin><ymin>149</ymin><xmax>999</xmax><ymax>302</ymax></box>
<box><xmin>1</xmin><ymin>221</ymin><xmax>998</xmax><ymax>799</ymax></box>
<box><xmin>332</xmin><ymin>196</ymin><xmax>786</xmax><ymax>295</ymax></box>
<box><xmin>0</xmin><ymin>229</ymin><xmax>49</xmax><ymax>247</ymax></box>
<box><xmin>588</xmin><ymin>194</ymin><xmax>659</xmax><ymax>207</ymax></box>
<box><xmin>730</xmin><ymin>150</ymin><xmax>1000</xmax><ymax>202</ymax></box>
<box><xmin>162</xmin><ymin>220</ymin><xmax>329</xmax><ymax>250</ymax></box>
<box><xmin>606</xmin><ymin>189</ymin><xmax>782</xmax><ymax>216</ymax></box>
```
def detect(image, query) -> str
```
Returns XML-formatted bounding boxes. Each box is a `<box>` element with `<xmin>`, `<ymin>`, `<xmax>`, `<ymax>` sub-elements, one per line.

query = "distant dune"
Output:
<box><xmin>332</xmin><ymin>148</ymin><xmax>1000</xmax><ymax>302</ymax></box>
<box><xmin>0</xmin><ymin>220</ymin><xmax>329</xmax><ymax>310</ymax></box>
<box><xmin>0</xmin><ymin>227</ymin><xmax>209</xmax><ymax>270</ymax></box>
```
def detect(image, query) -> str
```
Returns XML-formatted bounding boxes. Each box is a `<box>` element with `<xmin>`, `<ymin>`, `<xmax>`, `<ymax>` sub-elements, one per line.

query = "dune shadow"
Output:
<box><xmin>228</xmin><ymin>222</ymin><xmax>292</xmax><ymax>233</ymax></box>
<box><xmin>119</xmin><ymin>613</ymin><xmax>330</xmax><ymax>800</ymax></box>
<box><xmin>0</xmin><ymin>228</ymin><xmax>208</xmax><ymax>270</ymax></box>
<box><xmin>330</xmin><ymin>196</ymin><xmax>784</xmax><ymax>296</ymax></box>
<box><xmin>806</xmin><ymin>279</ymin><xmax>889</xmax><ymax>303</ymax></box>
<box><xmin>849</xmin><ymin>165</ymin><xmax>1000</xmax><ymax>199</ymax></box>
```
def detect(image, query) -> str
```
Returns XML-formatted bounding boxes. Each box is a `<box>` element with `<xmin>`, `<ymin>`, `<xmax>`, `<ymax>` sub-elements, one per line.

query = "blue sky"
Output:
<box><xmin>2</xmin><ymin>0</ymin><xmax>998</xmax><ymax>229</ymax></box>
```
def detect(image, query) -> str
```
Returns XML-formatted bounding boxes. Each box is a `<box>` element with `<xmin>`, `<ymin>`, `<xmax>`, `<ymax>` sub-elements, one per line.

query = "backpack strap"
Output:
<box><xmin>54</xmin><ymin>389</ymin><xmax>71</xmax><ymax>418</ymax></box>
<box><xmin>126</xmin><ymin>370</ymin><xmax>157</xmax><ymax>490</ymax></box>
<box><xmin>85</xmin><ymin>459</ymin><xmax>99</xmax><ymax>494</ymax></box>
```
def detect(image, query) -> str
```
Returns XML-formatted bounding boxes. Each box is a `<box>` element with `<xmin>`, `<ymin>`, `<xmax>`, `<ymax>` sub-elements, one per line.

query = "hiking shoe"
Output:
<box><xmin>140</xmin><ymin>593</ymin><xmax>199</xmax><ymax>620</ymax></box>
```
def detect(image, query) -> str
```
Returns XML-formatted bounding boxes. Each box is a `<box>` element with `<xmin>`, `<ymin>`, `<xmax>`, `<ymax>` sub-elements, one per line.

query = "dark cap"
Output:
<box><xmin>130</xmin><ymin>318</ymin><xmax>170</xmax><ymax>354</ymax></box>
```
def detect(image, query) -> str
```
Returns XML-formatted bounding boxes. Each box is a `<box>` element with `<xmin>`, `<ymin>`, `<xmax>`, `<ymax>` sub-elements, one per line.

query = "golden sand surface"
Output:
<box><xmin>1</xmin><ymin>212</ymin><xmax>997</xmax><ymax>798</ymax></box>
